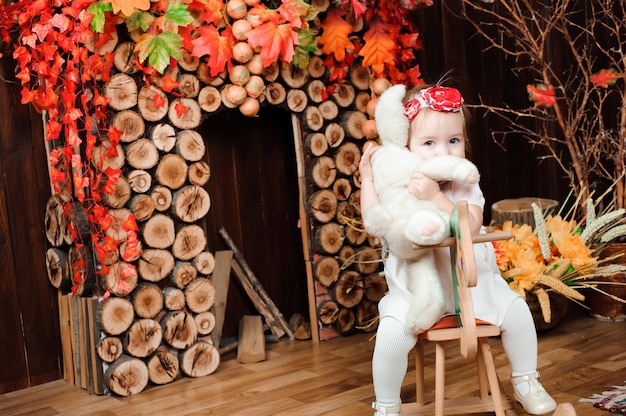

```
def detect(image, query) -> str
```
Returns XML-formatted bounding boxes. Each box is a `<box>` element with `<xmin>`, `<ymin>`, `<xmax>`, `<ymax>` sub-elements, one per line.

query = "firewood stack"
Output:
<box><xmin>42</xmin><ymin>6</ymin><xmax>391</xmax><ymax>395</ymax></box>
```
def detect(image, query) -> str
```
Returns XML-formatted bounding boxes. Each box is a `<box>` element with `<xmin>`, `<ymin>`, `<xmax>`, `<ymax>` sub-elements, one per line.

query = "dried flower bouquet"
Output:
<box><xmin>492</xmin><ymin>197</ymin><xmax>626</xmax><ymax>324</ymax></box>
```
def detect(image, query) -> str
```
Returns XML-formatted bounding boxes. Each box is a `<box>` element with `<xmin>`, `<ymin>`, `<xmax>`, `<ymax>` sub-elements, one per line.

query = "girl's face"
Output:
<box><xmin>407</xmin><ymin>109</ymin><xmax>466</xmax><ymax>160</ymax></box>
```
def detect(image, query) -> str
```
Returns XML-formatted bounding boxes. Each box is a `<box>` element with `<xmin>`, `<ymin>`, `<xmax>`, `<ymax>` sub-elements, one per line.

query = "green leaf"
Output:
<box><xmin>292</xmin><ymin>29</ymin><xmax>316</xmax><ymax>68</ymax></box>
<box><xmin>136</xmin><ymin>32</ymin><xmax>182</xmax><ymax>74</ymax></box>
<box><xmin>165</xmin><ymin>0</ymin><xmax>194</xmax><ymax>27</ymax></box>
<box><xmin>88</xmin><ymin>1</ymin><xmax>113</xmax><ymax>33</ymax></box>
<box><xmin>126</xmin><ymin>11</ymin><xmax>155</xmax><ymax>32</ymax></box>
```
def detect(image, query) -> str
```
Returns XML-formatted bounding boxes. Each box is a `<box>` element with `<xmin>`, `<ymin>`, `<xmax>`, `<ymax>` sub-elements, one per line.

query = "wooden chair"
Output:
<box><xmin>402</xmin><ymin>201</ymin><xmax>516</xmax><ymax>416</ymax></box>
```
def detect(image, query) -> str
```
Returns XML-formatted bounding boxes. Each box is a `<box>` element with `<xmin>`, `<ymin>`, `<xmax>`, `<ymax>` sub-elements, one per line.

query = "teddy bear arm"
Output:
<box><xmin>417</xmin><ymin>156</ymin><xmax>479</xmax><ymax>184</ymax></box>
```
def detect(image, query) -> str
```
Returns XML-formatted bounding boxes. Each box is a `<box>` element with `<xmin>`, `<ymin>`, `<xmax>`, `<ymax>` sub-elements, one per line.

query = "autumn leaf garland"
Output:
<box><xmin>0</xmin><ymin>0</ymin><xmax>431</xmax><ymax>296</ymax></box>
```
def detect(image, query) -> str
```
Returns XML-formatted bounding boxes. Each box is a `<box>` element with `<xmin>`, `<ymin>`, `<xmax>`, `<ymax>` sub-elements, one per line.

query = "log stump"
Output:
<box><xmin>491</xmin><ymin>197</ymin><xmax>559</xmax><ymax>228</ymax></box>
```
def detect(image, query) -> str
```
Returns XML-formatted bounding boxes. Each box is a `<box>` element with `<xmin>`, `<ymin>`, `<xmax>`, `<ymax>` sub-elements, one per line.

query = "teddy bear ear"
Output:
<box><xmin>374</xmin><ymin>84</ymin><xmax>410</xmax><ymax>147</ymax></box>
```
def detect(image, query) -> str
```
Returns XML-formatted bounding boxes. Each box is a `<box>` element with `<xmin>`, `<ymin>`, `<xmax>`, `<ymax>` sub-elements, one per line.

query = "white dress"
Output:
<box><xmin>377</xmin><ymin>181</ymin><xmax>521</xmax><ymax>327</ymax></box>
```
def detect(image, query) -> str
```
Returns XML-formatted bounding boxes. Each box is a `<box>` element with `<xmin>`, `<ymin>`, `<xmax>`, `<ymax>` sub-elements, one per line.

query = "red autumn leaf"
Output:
<box><xmin>49</xmin><ymin>148</ymin><xmax>60</xmax><ymax>165</ymax></box>
<box><xmin>102</xmin><ymin>179</ymin><xmax>115</xmax><ymax>194</ymax></box>
<box><xmin>359</xmin><ymin>20</ymin><xmax>396</xmax><ymax>69</ymax></box>
<box><xmin>318</xmin><ymin>9</ymin><xmax>354</xmax><ymax>62</ymax></box>
<box><xmin>590</xmin><ymin>68</ymin><xmax>622</xmax><ymax>88</ymax></box>
<box><xmin>175</xmin><ymin>101</ymin><xmax>188</xmax><ymax>117</ymax></box>
<box><xmin>341</xmin><ymin>0</ymin><xmax>367</xmax><ymax>20</ymax></box>
<box><xmin>122</xmin><ymin>230</ymin><xmax>140</xmax><ymax>260</ymax></box>
<box><xmin>45</xmin><ymin>118</ymin><xmax>62</xmax><ymax>141</ymax></box>
<box><xmin>49</xmin><ymin>167</ymin><xmax>65</xmax><ymax>184</ymax></box>
<box><xmin>192</xmin><ymin>25</ymin><xmax>234</xmax><ymax>76</ymax></box>
<box><xmin>527</xmin><ymin>83</ymin><xmax>556</xmax><ymax>107</ymax></box>
<box><xmin>107</xmin><ymin>126</ymin><xmax>122</xmax><ymax>146</ymax></box>
<box><xmin>278</xmin><ymin>0</ymin><xmax>312</xmax><ymax>27</ymax></box>
<box><xmin>247</xmin><ymin>21</ymin><xmax>299</xmax><ymax>66</ymax></box>
<box><xmin>116</xmin><ymin>280</ymin><xmax>131</xmax><ymax>295</ymax></box>
<box><xmin>178</xmin><ymin>25</ymin><xmax>196</xmax><ymax>52</ymax></box>
<box><xmin>161</xmin><ymin>74</ymin><xmax>179</xmax><ymax>92</ymax></box>
<box><xmin>121</xmin><ymin>263</ymin><xmax>137</xmax><ymax>279</ymax></box>
<box><xmin>75</xmin><ymin>190</ymin><xmax>85</xmax><ymax>202</ymax></box>
<box><xmin>189</xmin><ymin>0</ymin><xmax>225</xmax><ymax>26</ymax></box>
<box><xmin>153</xmin><ymin>92</ymin><xmax>166</xmax><ymax>108</ymax></box>
<box><xmin>405</xmin><ymin>64</ymin><xmax>424</xmax><ymax>88</ymax></box>
<box><xmin>97</xmin><ymin>212</ymin><xmax>113</xmax><ymax>230</ymax></box>
<box><xmin>93</xmin><ymin>88</ymin><xmax>110</xmax><ymax>107</ymax></box>
<box><xmin>122</xmin><ymin>215</ymin><xmax>138</xmax><ymax>231</ymax></box>
<box><xmin>49</xmin><ymin>12</ymin><xmax>71</xmax><ymax>33</ymax></box>
<box><xmin>86</xmin><ymin>132</ymin><xmax>96</xmax><ymax>160</ymax></box>
<box><xmin>247</xmin><ymin>3</ymin><xmax>280</xmax><ymax>27</ymax></box>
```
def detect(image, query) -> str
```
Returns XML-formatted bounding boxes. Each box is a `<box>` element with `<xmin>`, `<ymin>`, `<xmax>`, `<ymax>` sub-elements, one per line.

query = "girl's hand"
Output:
<box><xmin>359</xmin><ymin>142</ymin><xmax>379</xmax><ymax>183</ymax></box>
<box><xmin>407</xmin><ymin>172</ymin><xmax>441</xmax><ymax>201</ymax></box>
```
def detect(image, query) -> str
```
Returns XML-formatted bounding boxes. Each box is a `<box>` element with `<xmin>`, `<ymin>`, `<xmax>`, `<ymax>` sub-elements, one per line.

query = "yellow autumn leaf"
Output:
<box><xmin>108</xmin><ymin>0</ymin><xmax>151</xmax><ymax>17</ymax></box>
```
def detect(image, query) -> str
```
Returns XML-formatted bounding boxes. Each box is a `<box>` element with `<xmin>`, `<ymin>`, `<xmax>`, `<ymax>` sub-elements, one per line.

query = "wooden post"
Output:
<box><xmin>211</xmin><ymin>250</ymin><xmax>233</xmax><ymax>349</ymax></box>
<box><xmin>237</xmin><ymin>315</ymin><xmax>266</xmax><ymax>363</ymax></box>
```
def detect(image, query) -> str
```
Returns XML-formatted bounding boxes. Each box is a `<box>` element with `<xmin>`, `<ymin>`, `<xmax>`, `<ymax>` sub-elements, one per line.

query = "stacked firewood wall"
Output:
<box><xmin>43</xmin><ymin>26</ymin><xmax>388</xmax><ymax>395</ymax></box>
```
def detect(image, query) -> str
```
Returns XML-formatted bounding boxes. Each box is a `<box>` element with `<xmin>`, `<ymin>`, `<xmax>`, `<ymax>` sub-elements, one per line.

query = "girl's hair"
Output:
<box><xmin>403</xmin><ymin>82</ymin><xmax>473</xmax><ymax>157</ymax></box>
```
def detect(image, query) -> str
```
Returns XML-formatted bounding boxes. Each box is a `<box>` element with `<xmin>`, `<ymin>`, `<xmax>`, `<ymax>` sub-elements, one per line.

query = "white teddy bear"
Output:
<box><xmin>361</xmin><ymin>84</ymin><xmax>480</xmax><ymax>333</ymax></box>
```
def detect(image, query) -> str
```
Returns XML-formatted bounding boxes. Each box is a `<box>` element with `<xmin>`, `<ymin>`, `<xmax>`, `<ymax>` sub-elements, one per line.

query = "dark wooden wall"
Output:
<box><xmin>0</xmin><ymin>56</ymin><xmax>62</xmax><ymax>394</ymax></box>
<box><xmin>200</xmin><ymin>107</ymin><xmax>309</xmax><ymax>339</ymax></box>
<box><xmin>417</xmin><ymin>1</ymin><xmax>570</xmax><ymax>223</ymax></box>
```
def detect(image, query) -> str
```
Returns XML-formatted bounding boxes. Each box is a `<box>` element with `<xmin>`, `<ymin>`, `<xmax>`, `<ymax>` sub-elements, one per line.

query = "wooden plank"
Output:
<box><xmin>230</xmin><ymin>260</ymin><xmax>285</xmax><ymax>339</ymax></box>
<box><xmin>296</xmin><ymin>169</ymin><xmax>319</xmax><ymax>343</ymax></box>
<box><xmin>58</xmin><ymin>293</ymin><xmax>74</xmax><ymax>385</ymax></box>
<box><xmin>86</xmin><ymin>297</ymin><xmax>105</xmax><ymax>395</ymax></box>
<box><xmin>220</xmin><ymin>227</ymin><xmax>294</xmax><ymax>340</ymax></box>
<box><xmin>77</xmin><ymin>297</ymin><xmax>88</xmax><ymax>390</ymax></box>
<box><xmin>211</xmin><ymin>250</ymin><xmax>233</xmax><ymax>349</ymax></box>
<box><xmin>237</xmin><ymin>315</ymin><xmax>266</xmax><ymax>364</ymax></box>
<box><xmin>69</xmin><ymin>296</ymin><xmax>81</xmax><ymax>387</ymax></box>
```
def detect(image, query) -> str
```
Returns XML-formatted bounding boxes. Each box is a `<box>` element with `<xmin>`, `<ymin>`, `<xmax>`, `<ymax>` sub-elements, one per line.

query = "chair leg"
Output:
<box><xmin>475</xmin><ymin>340</ymin><xmax>489</xmax><ymax>400</ymax></box>
<box><xmin>435</xmin><ymin>341</ymin><xmax>446</xmax><ymax>416</ymax></box>
<box><xmin>478</xmin><ymin>338</ymin><xmax>506</xmax><ymax>416</ymax></box>
<box><xmin>415</xmin><ymin>339</ymin><xmax>425</xmax><ymax>406</ymax></box>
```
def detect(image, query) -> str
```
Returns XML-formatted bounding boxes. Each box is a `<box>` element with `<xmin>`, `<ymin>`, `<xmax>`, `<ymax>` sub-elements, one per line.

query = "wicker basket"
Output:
<box><xmin>526</xmin><ymin>291</ymin><xmax>570</xmax><ymax>332</ymax></box>
<box><xmin>586</xmin><ymin>243</ymin><xmax>626</xmax><ymax>321</ymax></box>
<box><xmin>584</xmin><ymin>273</ymin><xmax>626</xmax><ymax>321</ymax></box>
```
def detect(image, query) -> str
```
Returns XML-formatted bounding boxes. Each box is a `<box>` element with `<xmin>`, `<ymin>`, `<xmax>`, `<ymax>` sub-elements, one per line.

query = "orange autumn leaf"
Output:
<box><xmin>318</xmin><ymin>9</ymin><xmax>354</xmax><ymax>62</ymax></box>
<box><xmin>247</xmin><ymin>21</ymin><xmax>299</xmax><ymax>66</ymax></box>
<box><xmin>107</xmin><ymin>0</ymin><xmax>150</xmax><ymax>17</ymax></box>
<box><xmin>359</xmin><ymin>21</ymin><xmax>396</xmax><ymax>69</ymax></box>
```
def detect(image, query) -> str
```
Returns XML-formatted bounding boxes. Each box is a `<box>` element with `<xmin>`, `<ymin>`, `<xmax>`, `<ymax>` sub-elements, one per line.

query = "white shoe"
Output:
<box><xmin>511</xmin><ymin>371</ymin><xmax>557</xmax><ymax>415</ymax></box>
<box><xmin>371</xmin><ymin>401</ymin><xmax>401</xmax><ymax>416</ymax></box>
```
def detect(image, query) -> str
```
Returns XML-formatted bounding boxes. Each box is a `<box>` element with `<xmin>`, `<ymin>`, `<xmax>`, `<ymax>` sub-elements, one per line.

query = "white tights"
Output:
<box><xmin>371</xmin><ymin>297</ymin><xmax>537</xmax><ymax>412</ymax></box>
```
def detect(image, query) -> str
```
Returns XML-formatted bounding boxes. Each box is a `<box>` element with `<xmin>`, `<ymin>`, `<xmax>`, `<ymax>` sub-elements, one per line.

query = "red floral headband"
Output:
<box><xmin>403</xmin><ymin>86</ymin><xmax>464</xmax><ymax>122</ymax></box>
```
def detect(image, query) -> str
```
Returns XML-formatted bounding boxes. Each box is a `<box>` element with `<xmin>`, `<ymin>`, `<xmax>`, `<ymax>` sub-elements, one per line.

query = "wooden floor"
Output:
<box><xmin>1</xmin><ymin>306</ymin><xmax>624</xmax><ymax>416</ymax></box>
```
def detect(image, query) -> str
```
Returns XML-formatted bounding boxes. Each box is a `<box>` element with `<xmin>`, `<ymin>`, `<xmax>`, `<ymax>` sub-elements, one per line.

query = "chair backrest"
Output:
<box><xmin>413</xmin><ymin>201</ymin><xmax>512</xmax><ymax>359</ymax></box>
<box><xmin>449</xmin><ymin>200</ymin><xmax>479</xmax><ymax>358</ymax></box>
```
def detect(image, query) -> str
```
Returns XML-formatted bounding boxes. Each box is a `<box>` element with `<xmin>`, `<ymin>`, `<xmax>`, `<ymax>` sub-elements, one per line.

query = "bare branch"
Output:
<box><xmin>456</xmin><ymin>0</ymin><xmax>626</xmax><ymax>209</ymax></box>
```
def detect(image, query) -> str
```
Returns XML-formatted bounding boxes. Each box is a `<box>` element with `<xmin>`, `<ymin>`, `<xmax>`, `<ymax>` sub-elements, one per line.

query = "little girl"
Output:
<box><xmin>359</xmin><ymin>84</ymin><xmax>558</xmax><ymax>416</ymax></box>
